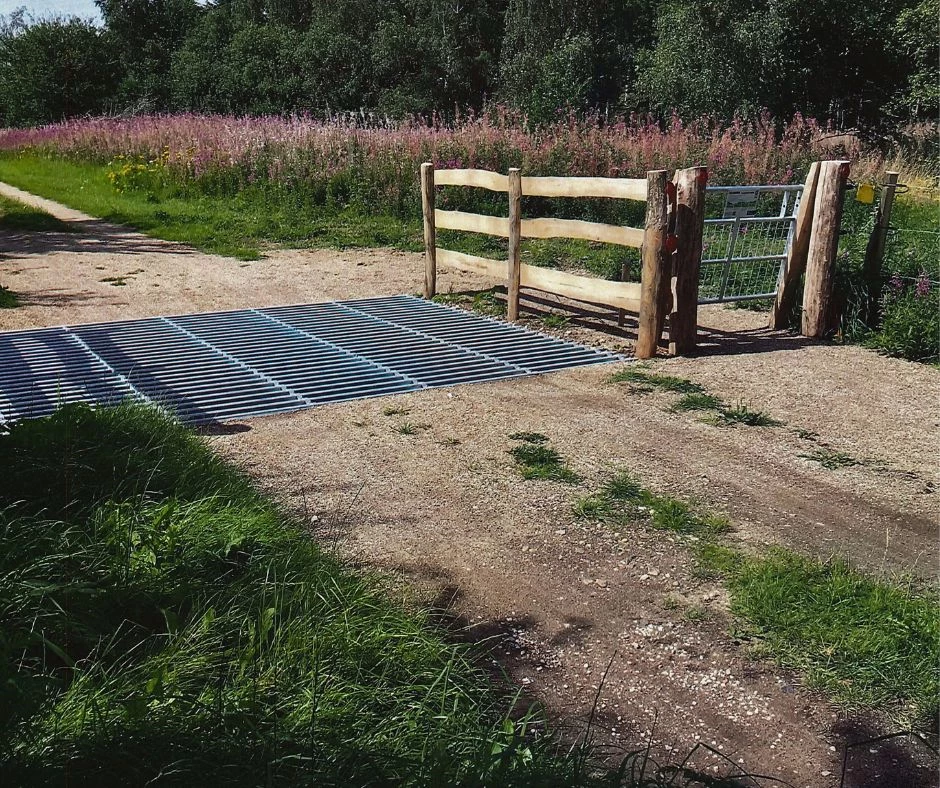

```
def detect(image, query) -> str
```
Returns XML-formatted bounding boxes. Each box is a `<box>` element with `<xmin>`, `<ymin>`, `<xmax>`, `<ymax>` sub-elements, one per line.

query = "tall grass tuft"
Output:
<box><xmin>0</xmin><ymin>402</ymin><xmax>641</xmax><ymax>786</ymax></box>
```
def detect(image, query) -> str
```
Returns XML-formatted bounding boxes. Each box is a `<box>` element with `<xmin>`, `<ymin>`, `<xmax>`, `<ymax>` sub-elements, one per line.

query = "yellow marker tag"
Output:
<box><xmin>856</xmin><ymin>182</ymin><xmax>875</xmax><ymax>204</ymax></box>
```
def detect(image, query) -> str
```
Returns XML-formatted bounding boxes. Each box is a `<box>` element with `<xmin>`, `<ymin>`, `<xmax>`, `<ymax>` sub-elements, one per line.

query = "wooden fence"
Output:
<box><xmin>421</xmin><ymin>163</ymin><xmax>708</xmax><ymax>358</ymax></box>
<box><xmin>421</xmin><ymin>160</ymin><xmax>852</xmax><ymax>355</ymax></box>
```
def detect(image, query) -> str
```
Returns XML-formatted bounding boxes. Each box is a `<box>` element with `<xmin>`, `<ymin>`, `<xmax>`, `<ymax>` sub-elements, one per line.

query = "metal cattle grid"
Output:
<box><xmin>0</xmin><ymin>294</ymin><xmax>621</xmax><ymax>425</ymax></box>
<box><xmin>699</xmin><ymin>184</ymin><xmax>804</xmax><ymax>304</ymax></box>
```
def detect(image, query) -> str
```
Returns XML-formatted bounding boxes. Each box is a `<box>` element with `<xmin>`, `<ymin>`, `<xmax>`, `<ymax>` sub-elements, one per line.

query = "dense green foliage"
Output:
<box><xmin>1</xmin><ymin>403</ymin><xmax>640</xmax><ymax>786</ymax></box>
<box><xmin>0</xmin><ymin>0</ymin><xmax>936</xmax><ymax>127</ymax></box>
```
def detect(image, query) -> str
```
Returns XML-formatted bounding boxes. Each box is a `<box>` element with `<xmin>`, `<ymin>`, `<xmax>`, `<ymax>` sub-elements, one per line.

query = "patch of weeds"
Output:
<box><xmin>431</xmin><ymin>292</ymin><xmax>469</xmax><ymax>306</ymax></box>
<box><xmin>392</xmin><ymin>421</ymin><xmax>431</xmax><ymax>435</ymax></box>
<box><xmin>439</xmin><ymin>436</ymin><xmax>461</xmax><ymax>446</ymax></box>
<box><xmin>683</xmin><ymin>605</ymin><xmax>711</xmax><ymax>623</ymax></box>
<box><xmin>800</xmin><ymin>447</ymin><xmax>861</xmax><ymax>469</ymax></box>
<box><xmin>669</xmin><ymin>392</ymin><xmax>724</xmax><ymax>413</ymax></box>
<box><xmin>383</xmin><ymin>406</ymin><xmax>410</xmax><ymax>416</ymax></box>
<box><xmin>509</xmin><ymin>434</ymin><xmax>580</xmax><ymax>483</ymax></box>
<box><xmin>508</xmin><ymin>431</ymin><xmax>549</xmax><ymax>444</ymax></box>
<box><xmin>727</xmin><ymin>548</ymin><xmax>939</xmax><ymax>727</ymax></box>
<box><xmin>709</xmin><ymin>402</ymin><xmax>781</xmax><ymax>427</ymax></box>
<box><xmin>0</xmin><ymin>194</ymin><xmax>77</xmax><ymax>233</ymax></box>
<box><xmin>540</xmin><ymin>314</ymin><xmax>570</xmax><ymax>329</ymax></box>
<box><xmin>691</xmin><ymin>542</ymin><xmax>742</xmax><ymax>580</ymax></box>
<box><xmin>609</xmin><ymin>367</ymin><xmax>704</xmax><ymax>394</ymax></box>
<box><xmin>794</xmin><ymin>427</ymin><xmax>820</xmax><ymax>441</ymax></box>
<box><xmin>0</xmin><ymin>285</ymin><xmax>18</xmax><ymax>308</ymax></box>
<box><xmin>575</xmin><ymin>470</ymin><xmax>730</xmax><ymax>539</ymax></box>
<box><xmin>100</xmin><ymin>276</ymin><xmax>128</xmax><ymax>286</ymax></box>
<box><xmin>471</xmin><ymin>289</ymin><xmax>506</xmax><ymax>317</ymax></box>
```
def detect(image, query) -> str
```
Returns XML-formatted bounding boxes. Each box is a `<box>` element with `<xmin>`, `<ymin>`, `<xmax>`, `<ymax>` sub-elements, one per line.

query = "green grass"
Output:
<box><xmin>799</xmin><ymin>447</ymin><xmax>862</xmax><ymax>469</ymax></box>
<box><xmin>509</xmin><ymin>433</ymin><xmax>581</xmax><ymax>483</ymax></box>
<box><xmin>573</xmin><ymin>471</ymin><xmax>730</xmax><ymax>539</ymax></box>
<box><xmin>0</xmin><ymin>154</ymin><xmax>423</xmax><ymax>260</ymax></box>
<box><xmin>608</xmin><ymin>368</ymin><xmax>705</xmax><ymax>394</ymax></box>
<box><xmin>708</xmin><ymin>402</ymin><xmax>781</xmax><ymax>428</ymax></box>
<box><xmin>611</xmin><ymin>370</ymin><xmax>783</xmax><ymax>428</ymax></box>
<box><xmin>0</xmin><ymin>153</ymin><xmax>641</xmax><ymax>278</ymax></box>
<box><xmin>575</xmin><ymin>468</ymin><xmax>939</xmax><ymax>727</ymax></box>
<box><xmin>0</xmin><ymin>286</ymin><xmax>17</xmax><ymax>308</ymax></box>
<box><xmin>540</xmin><ymin>314</ymin><xmax>570</xmax><ymax>329</ymax></box>
<box><xmin>471</xmin><ymin>289</ymin><xmax>507</xmax><ymax>317</ymax></box>
<box><xmin>508</xmin><ymin>431</ymin><xmax>549</xmax><ymax>444</ymax></box>
<box><xmin>669</xmin><ymin>393</ymin><xmax>724</xmax><ymax>412</ymax></box>
<box><xmin>0</xmin><ymin>402</ymin><xmax>640</xmax><ymax>786</ymax></box>
<box><xmin>726</xmin><ymin>549</ymin><xmax>939</xmax><ymax>727</ymax></box>
<box><xmin>0</xmin><ymin>193</ymin><xmax>76</xmax><ymax>233</ymax></box>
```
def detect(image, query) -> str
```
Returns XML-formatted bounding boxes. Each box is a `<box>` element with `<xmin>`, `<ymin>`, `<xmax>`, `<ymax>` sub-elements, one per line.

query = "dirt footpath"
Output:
<box><xmin>2</xmin><ymin>185</ymin><xmax>938</xmax><ymax>787</ymax></box>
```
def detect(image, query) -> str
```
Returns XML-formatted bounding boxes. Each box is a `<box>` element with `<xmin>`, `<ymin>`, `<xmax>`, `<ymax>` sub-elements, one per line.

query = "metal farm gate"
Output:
<box><xmin>699</xmin><ymin>184</ymin><xmax>804</xmax><ymax>304</ymax></box>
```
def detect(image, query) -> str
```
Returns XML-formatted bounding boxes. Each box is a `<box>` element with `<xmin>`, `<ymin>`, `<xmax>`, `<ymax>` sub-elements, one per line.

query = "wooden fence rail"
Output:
<box><xmin>420</xmin><ymin>162</ymin><xmax>696</xmax><ymax>358</ymax></box>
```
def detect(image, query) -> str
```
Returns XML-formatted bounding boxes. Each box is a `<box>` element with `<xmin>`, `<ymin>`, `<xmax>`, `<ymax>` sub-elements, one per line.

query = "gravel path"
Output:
<box><xmin>2</xmin><ymin>184</ymin><xmax>937</xmax><ymax>787</ymax></box>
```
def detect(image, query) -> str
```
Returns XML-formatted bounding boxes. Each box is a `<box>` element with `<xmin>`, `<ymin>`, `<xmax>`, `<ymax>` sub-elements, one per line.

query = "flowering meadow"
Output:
<box><xmin>0</xmin><ymin>111</ymin><xmax>870</xmax><ymax>216</ymax></box>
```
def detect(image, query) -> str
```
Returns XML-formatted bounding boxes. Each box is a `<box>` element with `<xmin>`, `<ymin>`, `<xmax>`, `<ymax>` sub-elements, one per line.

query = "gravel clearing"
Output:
<box><xmin>2</xmin><ymin>185</ymin><xmax>938</xmax><ymax>787</ymax></box>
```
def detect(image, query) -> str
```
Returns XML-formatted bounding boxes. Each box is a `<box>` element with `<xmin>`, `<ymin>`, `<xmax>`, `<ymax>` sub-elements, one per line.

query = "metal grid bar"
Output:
<box><xmin>0</xmin><ymin>295</ymin><xmax>619</xmax><ymax>425</ymax></box>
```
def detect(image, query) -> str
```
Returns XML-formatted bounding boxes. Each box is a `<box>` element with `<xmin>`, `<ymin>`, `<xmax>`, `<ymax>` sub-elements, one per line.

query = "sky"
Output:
<box><xmin>0</xmin><ymin>1</ymin><xmax>102</xmax><ymax>22</ymax></box>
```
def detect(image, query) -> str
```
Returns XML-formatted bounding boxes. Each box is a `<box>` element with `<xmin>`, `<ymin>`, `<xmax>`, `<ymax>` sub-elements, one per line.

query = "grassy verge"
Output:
<box><xmin>1</xmin><ymin>403</ymin><xmax>642</xmax><ymax>787</ymax></box>
<box><xmin>576</xmin><ymin>469</ymin><xmax>939</xmax><ymax>729</ymax></box>
<box><xmin>0</xmin><ymin>193</ymin><xmax>76</xmax><ymax>234</ymax></box>
<box><xmin>0</xmin><ymin>154</ymin><xmax>421</xmax><ymax>261</ymax></box>
<box><xmin>0</xmin><ymin>153</ymin><xmax>640</xmax><ymax>277</ymax></box>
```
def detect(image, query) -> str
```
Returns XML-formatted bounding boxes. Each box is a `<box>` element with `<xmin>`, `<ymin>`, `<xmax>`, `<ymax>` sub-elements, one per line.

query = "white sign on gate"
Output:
<box><xmin>722</xmin><ymin>189</ymin><xmax>760</xmax><ymax>219</ymax></box>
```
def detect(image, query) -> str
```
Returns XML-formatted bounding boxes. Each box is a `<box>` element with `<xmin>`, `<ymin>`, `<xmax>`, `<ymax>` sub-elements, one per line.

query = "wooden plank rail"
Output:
<box><xmin>521</xmin><ymin>217</ymin><xmax>644</xmax><ymax>248</ymax></box>
<box><xmin>521</xmin><ymin>175</ymin><xmax>647</xmax><ymax>201</ymax></box>
<box><xmin>435</xmin><ymin>209</ymin><xmax>510</xmax><ymax>237</ymax></box>
<box><xmin>436</xmin><ymin>248</ymin><xmax>507</xmax><ymax>278</ymax></box>
<box><xmin>521</xmin><ymin>265</ymin><xmax>642</xmax><ymax>312</ymax></box>
<box><xmin>434</xmin><ymin>168</ymin><xmax>509</xmax><ymax>191</ymax></box>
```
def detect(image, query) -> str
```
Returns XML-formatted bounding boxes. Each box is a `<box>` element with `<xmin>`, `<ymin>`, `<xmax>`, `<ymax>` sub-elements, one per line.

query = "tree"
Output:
<box><xmin>0</xmin><ymin>16</ymin><xmax>118</xmax><ymax>126</ymax></box>
<box><xmin>96</xmin><ymin>0</ymin><xmax>202</xmax><ymax>111</ymax></box>
<box><xmin>889</xmin><ymin>0</ymin><xmax>939</xmax><ymax>118</ymax></box>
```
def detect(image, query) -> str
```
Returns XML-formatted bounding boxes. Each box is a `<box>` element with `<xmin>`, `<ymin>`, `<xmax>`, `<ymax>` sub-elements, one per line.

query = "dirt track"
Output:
<box><xmin>2</xmin><ymin>182</ymin><xmax>938</xmax><ymax>787</ymax></box>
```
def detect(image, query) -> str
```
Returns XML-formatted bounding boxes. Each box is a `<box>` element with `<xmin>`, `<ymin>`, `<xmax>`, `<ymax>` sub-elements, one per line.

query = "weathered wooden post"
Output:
<box><xmin>507</xmin><ymin>167</ymin><xmax>523</xmax><ymax>321</ymax></box>
<box><xmin>636</xmin><ymin>169</ymin><xmax>669</xmax><ymax>359</ymax></box>
<box><xmin>861</xmin><ymin>170</ymin><xmax>899</xmax><ymax>328</ymax></box>
<box><xmin>769</xmin><ymin>162</ymin><xmax>820</xmax><ymax>329</ymax></box>
<box><xmin>420</xmin><ymin>162</ymin><xmax>437</xmax><ymax>299</ymax></box>
<box><xmin>669</xmin><ymin>166</ymin><xmax>708</xmax><ymax>355</ymax></box>
<box><xmin>801</xmin><ymin>160</ymin><xmax>850</xmax><ymax>338</ymax></box>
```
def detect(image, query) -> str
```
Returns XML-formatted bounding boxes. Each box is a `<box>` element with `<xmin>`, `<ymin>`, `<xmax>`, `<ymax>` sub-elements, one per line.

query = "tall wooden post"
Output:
<box><xmin>769</xmin><ymin>162</ymin><xmax>820</xmax><ymax>330</ymax></box>
<box><xmin>507</xmin><ymin>167</ymin><xmax>523</xmax><ymax>322</ymax></box>
<box><xmin>636</xmin><ymin>170</ymin><xmax>669</xmax><ymax>359</ymax></box>
<box><xmin>802</xmin><ymin>160</ymin><xmax>850</xmax><ymax>337</ymax></box>
<box><xmin>669</xmin><ymin>166</ymin><xmax>708</xmax><ymax>355</ymax></box>
<box><xmin>861</xmin><ymin>170</ymin><xmax>899</xmax><ymax>328</ymax></box>
<box><xmin>420</xmin><ymin>162</ymin><xmax>437</xmax><ymax>299</ymax></box>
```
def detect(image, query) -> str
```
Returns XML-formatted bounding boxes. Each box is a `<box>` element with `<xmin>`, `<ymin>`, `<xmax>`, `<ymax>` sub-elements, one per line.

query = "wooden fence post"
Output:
<box><xmin>769</xmin><ymin>162</ymin><xmax>820</xmax><ymax>329</ymax></box>
<box><xmin>802</xmin><ymin>160</ymin><xmax>850</xmax><ymax>337</ymax></box>
<box><xmin>507</xmin><ymin>167</ymin><xmax>522</xmax><ymax>321</ymax></box>
<box><xmin>421</xmin><ymin>162</ymin><xmax>437</xmax><ymax>299</ymax></box>
<box><xmin>862</xmin><ymin>170</ymin><xmax>899</xmax><ymax>328</ymax></box>
<box><xmin>636</xmin><ymin>170</ymin><xmax>669</xmax><ymax>359</ymax></box>
<box><xmin>669</xmin><ymin>166</ymin><xmax>708</xmax><ymax>355</ymax></box>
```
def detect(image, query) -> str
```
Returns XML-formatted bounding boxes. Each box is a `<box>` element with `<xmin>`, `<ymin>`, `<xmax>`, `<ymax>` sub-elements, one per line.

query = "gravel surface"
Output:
<box><xmin>2</xmin><ymin>183</ymin><xmax>938</xmax><ymax>787</ymax></box>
